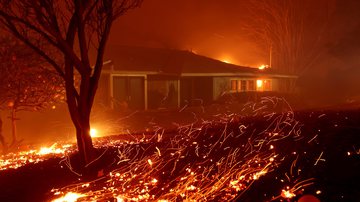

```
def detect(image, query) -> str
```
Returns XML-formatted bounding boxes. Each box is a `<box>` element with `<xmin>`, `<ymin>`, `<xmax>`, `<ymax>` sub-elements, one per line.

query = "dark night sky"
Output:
<box><xmin>108</xmin><ymin>0</ymin><xmax>360</xmax><ymax>69</ymax></box>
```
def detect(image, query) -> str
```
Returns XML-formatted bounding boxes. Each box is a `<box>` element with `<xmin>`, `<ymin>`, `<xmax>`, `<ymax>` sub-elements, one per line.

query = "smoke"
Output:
<box><xmin>108</xmin><ymin>0</ymin><xmax>360</xmax><ymax>107</ymax></box>
<box><xmin>300</xmin><ymin>0</ymin><xmax>360</xmax><ymax>106</ymax></box>
<box><xmin>109</xmin><ymin>0</ymin><xmax>266</xmax><ymax>67</ymax></box>
<box><xmin>4</xmin><ymin>0</ymin><xmax>360</xmax><ymax>145</ymax></box>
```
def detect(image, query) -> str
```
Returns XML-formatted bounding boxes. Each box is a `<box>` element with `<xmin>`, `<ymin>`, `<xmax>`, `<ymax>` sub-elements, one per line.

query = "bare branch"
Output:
<box><xmin>0</xmin><ymin>0</ymin><xmax>143</xmax><ymax>167</ymax></box>
<box><xmin>242</xmin><ymin>0</ymin><xmax>336</xmax><ymax>75</ymax></box>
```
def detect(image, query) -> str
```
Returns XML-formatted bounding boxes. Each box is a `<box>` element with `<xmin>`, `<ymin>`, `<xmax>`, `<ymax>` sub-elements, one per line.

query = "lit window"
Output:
<box><xmin>256</xmin><ymin>80</ymin><xmax>263</xmax><ymax>90</ymax></box>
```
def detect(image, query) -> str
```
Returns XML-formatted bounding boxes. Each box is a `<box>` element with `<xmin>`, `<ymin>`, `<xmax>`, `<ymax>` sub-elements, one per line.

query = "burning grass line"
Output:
<box><xmin>49</xmin><ymin>97</ymin><xmax>308</xmax><ymax>201</ymax></box>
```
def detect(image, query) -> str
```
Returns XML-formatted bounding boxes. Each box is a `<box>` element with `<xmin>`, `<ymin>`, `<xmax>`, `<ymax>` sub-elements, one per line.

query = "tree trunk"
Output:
<box><xmin>10</xmin><ymin>108</ymin><xmax>17</xmax><ymax>146</ymax></box>
<box><xmin>74</xmin><ymin>113</ymin><xmax>94</xmax><ymax>169</ymax></box>
<box><xmin>64</xmin><ymin>77</ymin><xmax>95</xmax><ymax>171</ymax></box>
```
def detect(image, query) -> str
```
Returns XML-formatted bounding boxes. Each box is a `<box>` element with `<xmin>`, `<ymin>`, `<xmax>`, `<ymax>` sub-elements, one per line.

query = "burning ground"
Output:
<box><xmin>0</xmin><ymin>97</ymin><xmax>359</xmax><ymax>201</ymax></box>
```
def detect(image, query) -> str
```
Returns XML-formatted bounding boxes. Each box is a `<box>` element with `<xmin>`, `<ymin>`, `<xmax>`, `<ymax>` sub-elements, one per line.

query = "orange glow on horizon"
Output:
<box><xmin>219</xmin><ymin>54</ymin><xmax>234</xmax><ymax>64</ymax></box>
<box><xmin>222</xmin><ymin>59</ymin><xmax>231</xmax><ymax>64</ymax></box>
<box><xmin>258</xmin><ymin>64</ymin><xmax>269</xmax><ymax>70</ymax></box>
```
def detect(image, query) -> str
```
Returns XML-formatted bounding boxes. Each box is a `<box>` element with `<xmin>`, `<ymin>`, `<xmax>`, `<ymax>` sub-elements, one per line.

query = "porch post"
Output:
<box><xmin>177</xmin><ymin>79</ymin><xmax>181</xmax><ymax>108</ymax></box>
<box><xmin>144</xmin><ymin>75</ymin><xmax>148</xmax><ymax>110</ymax></box>
<box><xmin>110</xmin><ymin>73</ymin><xmax>114</xmax><ymax>109</ymax></box>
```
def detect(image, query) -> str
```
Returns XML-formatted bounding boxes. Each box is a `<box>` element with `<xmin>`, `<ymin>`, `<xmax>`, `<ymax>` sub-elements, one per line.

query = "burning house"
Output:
<box><xmin>96</xmin><ymin>46</ymin><xmax>297</xmax><ymax>110</ymax></box>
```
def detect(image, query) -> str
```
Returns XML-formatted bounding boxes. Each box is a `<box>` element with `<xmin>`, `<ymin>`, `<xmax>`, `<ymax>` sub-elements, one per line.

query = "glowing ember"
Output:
<box><xmin>39</xmin><ymin>143</ymin><xmax>68</xmax><ymax>155</ymax></box>
<box><xmin>52</xmin><ymin>192</ymin><xmax>85</xmax><ymax>202</ymax></box>
<box><xmin>281</xmin><ymin>188</ymin><xmax>296</xmax><ymax>199</ymax></box>
<box><xmin>222</xmin><ymin>59</ymin><xmax>231</xmax><ymax>64</ymax></box>
<box><xmin>151</xmin><ymin>178</ymin><xmax>158</xmax><ymax>184</ymax></box>
<box><xmin>258</xmin><ymin>64</ymin><xmax>269</xmax><ymax>70</ymax></box>
<box><xmin>90</xmin><ymin>128</ymin><xmax>98</xmax><ymax>137</ymax></box>
<box><xmin>252</xmin><ymin>169</ymin><xmax>268</xmax><ymax>180</ymax></box>
<box><xmin>49</xmin><ymin>97</ymin><xmax>303</xmax><ymax>201</ymax></box>
<box><xmin>147</xmin><ymin>159</ymin><xmax>153</xmax><ymax>166</ymax></box>
<box><xmin>0</xmin><ymin>143</ymin><xmax>75</xmax><ymax>171</ymax></box>
<box><xmin>115</xmin><ymin>196</ymin><xmax>125</xmax><ymax>202</ymax></box>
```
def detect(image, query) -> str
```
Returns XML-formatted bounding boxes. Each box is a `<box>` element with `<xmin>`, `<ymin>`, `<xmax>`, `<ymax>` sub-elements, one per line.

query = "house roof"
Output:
<box><xmin>103</xmin><ymin>46</ymin><xmax>295</xmax><ymax>78</ymax></box>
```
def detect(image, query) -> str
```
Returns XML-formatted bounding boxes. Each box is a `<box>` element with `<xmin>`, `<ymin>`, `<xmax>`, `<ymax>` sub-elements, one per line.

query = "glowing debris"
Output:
<box><xmin>155</xmin><ymin>147</ymin><xmax>161</xmax><ymax>156</ymax></box>
<box><xmin>186</xmin><ymin>185</ymin><xmax>197</xmax><ymax>191</ymax></box>
<box><xmin>281</xmin><ymin>189</ymin><xmax>296</xmax><ymax>199</ymax></box>
<box><xmin>258</xmin><ymin>64</ymin><xmax>269</xmax><ymax>70</ymax></box>
<box><xmin>52</xmin><ymin>192</ymin><xmax>85</xmax><ymax>202</ymax></box>
<box><xmin>314</xmin><ymin>151</ymin><xmax>325</xmax><ymax>165</ymax></box>
<box><xmin>115</xmin><ymin>196</ymin><xmax>124</xmax><ymax>202</ymax></box>
<box><xmin>147</xmin><ymin>159</ymin><xmax>153</xmax><ymax>166</ymax></box>
<box><xmin>0</xmin><ymin>143</ymin><xmax>74</xmax><ymax>171</ymax></box>
<box><xmin>90</xmin><ymin>128</ymin><xmax>98</xmax><ymax>138</ymax></box>
<box><xmin>46</xmin><ymin>97</ymin><xmax>304</xmax><ymax>201</ymax></box>
<box><xmin>151</xmin><ymin>178</ymin><xmax>158</xmax><ymax>184</ymax></box>
<box><xmin>39</xmin><ymin>143</ymin><xmax>68</xmax><ymax>155</ymax></box>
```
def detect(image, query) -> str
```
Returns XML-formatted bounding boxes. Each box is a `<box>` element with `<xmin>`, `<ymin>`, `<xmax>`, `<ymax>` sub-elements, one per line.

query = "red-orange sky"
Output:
<box><xmin>2</xmin><ymin>0</ymin><xmax>360</xmax><ymax>145</ymax></box>
<box><xmin>108</xmin><ymin>0</ymin><xmax>267</xmax><ymax>67</ymax></box>
<box><xmin>107</xmin><ymin>0</ymin><xmax>360</xmax><ymax>69</ymax></box>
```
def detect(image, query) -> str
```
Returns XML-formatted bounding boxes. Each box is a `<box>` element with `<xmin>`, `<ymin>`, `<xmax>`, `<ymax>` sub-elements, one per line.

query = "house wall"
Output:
<box><xmin>272</xmin><ymin>79</ymin><xmax>280</xmax><ymax>91</ymax></box>
<box><xmin>213</xmin><ymin>77</ymin><xmax>230</xmax><ymax>100</ymax></box>
<box><xmin>96</xmin><ymin>72</ymin><xmax>295</xmax><ymax>112</ymax></box>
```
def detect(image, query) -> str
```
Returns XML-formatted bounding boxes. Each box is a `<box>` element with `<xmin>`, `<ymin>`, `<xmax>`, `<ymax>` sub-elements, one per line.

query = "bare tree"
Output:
<box><xmin>6</xmin><ymin>67</ymin><xmax>64</xmax><ymax>147</ymax></box>
<box><xmin>0</xmin><ymin>36</ymin><xmax>12</xmax><ymax>153</ymax></box>
<box><xmin>0</xmin><ymin>35</ymin><xmax>65</xmax><ymax>151</ymax></box>
<box><xmin>242</xmin><ymin>0</ymin><xmax>336</xmax><ymax>77</ymax></box>
<box><xmin>0</xmin><ymin>0</ymin><xmax>143</xmax><ymax>168</ymax></box>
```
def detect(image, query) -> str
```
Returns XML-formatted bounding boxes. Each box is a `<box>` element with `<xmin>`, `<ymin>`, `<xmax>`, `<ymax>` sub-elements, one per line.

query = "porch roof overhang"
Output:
<box><xmin>103</xmin><ymin>69</ymin><xmax>298</xmax><ymax>80</ymax></box>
